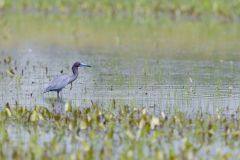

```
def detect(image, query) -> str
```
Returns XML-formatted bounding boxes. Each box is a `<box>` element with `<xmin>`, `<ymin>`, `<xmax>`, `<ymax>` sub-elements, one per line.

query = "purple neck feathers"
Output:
<box><xmin>72</xmin><ymin>66</ymin><xmax>79</xmax><ymax>76</ymax></box>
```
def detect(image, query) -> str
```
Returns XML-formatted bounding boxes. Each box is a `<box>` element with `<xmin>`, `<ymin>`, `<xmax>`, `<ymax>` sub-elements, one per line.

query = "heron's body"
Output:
<box><xmin>43</xmin><ymin>62</ymin><xmax>91</xmax><ymax>98</ymax></box>
<box><xmin>44</xmin><ymin>74</ymin><xmax>75</xmax><ymax>92</ymax></box>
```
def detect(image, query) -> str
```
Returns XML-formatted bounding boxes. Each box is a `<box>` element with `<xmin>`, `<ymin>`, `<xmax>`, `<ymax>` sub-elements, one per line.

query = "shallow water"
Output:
<box><xmin>1</xmin><ymin>44</ymin><xmax>240</xmax><ymax>115</ymax></box>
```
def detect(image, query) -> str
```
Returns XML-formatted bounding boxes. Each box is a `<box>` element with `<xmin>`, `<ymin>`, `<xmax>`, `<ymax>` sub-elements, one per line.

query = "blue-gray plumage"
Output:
<box><xmin>43</xmin><ymin>62</ymin><xmax>91</xmax><ymax>98</ymax></box>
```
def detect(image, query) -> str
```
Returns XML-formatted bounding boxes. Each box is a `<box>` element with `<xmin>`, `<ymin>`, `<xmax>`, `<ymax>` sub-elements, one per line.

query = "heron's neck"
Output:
<box><xmin>70</xmin><ymin>67</ymin><xmax>79</xmax><ymax>82</ymax></box>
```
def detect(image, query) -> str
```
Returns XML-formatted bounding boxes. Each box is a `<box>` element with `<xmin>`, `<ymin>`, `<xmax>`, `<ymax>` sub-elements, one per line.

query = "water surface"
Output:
<box><xmin>1</xmin><ymin>44</ymin><xmax>240</xmax><ymax>115</ymax></box>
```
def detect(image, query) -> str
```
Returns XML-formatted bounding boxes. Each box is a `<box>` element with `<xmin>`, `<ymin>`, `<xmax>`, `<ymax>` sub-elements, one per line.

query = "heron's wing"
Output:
<box><xmin>44</xmin><ymin>75</ymin><xmax>70</xmax><ymax>92</ymax></box>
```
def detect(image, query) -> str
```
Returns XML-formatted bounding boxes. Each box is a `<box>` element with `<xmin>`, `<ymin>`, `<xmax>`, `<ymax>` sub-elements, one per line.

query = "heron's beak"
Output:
<box><xmin>80</xmin><ymin>63</ymin><xmax>91</xmax><ymax>67</ymax></box>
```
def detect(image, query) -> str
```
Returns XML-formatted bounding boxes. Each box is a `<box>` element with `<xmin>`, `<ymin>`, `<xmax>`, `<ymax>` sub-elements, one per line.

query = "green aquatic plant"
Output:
<box><xmin>1</xmin><ymin>0</ymin><xmax>240</xmax><ymax>19</ymax></box>
<box><xmin>0</xmin><ymin>103</ymin><xmax>240</xmax><ymax>159</ymax></box>
<box><xmin>6</xmin><ymin>68</ymin><xmax>15</xmax><ymax>78</ymax></box>
<box><xmin>3</xmin><ymin>56</ymin><xmax>12</xmax><ymax>64</ymax></box>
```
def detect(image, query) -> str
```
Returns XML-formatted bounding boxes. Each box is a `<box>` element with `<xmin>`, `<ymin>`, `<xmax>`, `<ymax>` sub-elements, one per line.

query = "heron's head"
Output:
<box><xmin>73</xmin><ymin>62</ymin><xmax>91</xmax><ymax>68</ymax></box>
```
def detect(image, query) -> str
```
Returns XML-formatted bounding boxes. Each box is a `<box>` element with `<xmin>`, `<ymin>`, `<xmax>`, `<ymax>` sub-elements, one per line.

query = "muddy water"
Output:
<box><xmin>1</xmin><ymin>44</ymin><xmax>240</xmax><ymax>114</ymax></box>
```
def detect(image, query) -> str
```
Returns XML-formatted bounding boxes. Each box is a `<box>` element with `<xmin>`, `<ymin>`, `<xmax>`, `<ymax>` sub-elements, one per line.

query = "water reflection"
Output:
<box><xmin>43</xmin><ymin>97</ymin><xmax>66</xmax><ymax>113</ymax></box>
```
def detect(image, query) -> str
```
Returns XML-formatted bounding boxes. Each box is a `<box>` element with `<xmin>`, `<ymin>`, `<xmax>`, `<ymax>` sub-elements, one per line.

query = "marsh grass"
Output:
<box><xmin>0</xmin><ymin>103</ymin><xmax>240</xmax><ymax>159</ymax></box>
<box><xmin>1</xmin><ymin>0</ymin><xmax>240</xmax><ymax>19</ymax></box>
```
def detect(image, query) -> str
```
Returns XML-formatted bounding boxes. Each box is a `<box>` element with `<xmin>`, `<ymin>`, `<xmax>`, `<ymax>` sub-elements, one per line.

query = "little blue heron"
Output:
<box><xmin>43</xmin><ymin>62</ymin><xmax>91</xmax><ymax>98</ymax></box>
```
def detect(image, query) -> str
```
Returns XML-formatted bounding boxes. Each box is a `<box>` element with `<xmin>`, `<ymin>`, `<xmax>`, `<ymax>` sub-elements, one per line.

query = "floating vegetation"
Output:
<box><xmin>3</xmin><ymin>56</ymin><xmax>11</xmax><ymax>64</ymax></box>
<box><xmin>5</xmin><ymin>68</ymin><xmax>15</xmax><ymax>78</ymax></box>
<box><xmin>0</xmin><ymin>103</ymin><xmax>240</xmax><ymax>159</ymax></box>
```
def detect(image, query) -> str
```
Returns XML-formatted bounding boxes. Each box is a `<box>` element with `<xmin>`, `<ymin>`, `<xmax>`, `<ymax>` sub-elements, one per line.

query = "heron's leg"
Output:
<box><xmin>57</xmin><ymin>91</ymin><xmax>60</xmax><ymax>99</ymax></box>
<box><xmin>60</xmin><ymin>91</ymin><xmax>63</xmax><ymax>101</ymax></box>
<box><xmin>70</xmin><ymin>83</ymin><xmax>72</xmax><ymax>90</ymax></box>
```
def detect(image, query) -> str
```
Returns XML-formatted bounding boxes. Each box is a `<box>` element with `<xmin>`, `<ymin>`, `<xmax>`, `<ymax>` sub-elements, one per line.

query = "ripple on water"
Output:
<box><xmin>1</xmin><ymin>46</ymin><xmax>240</xmax><ymax>115</ymax></box>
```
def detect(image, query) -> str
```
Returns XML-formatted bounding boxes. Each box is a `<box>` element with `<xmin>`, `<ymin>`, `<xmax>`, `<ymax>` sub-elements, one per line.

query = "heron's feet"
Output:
<box><xmin>70</xmin><ymin>83</ymin><xmax>72</xmax><ymax>90</ymax></box>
